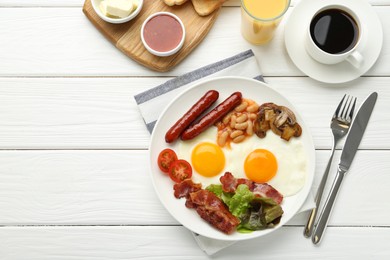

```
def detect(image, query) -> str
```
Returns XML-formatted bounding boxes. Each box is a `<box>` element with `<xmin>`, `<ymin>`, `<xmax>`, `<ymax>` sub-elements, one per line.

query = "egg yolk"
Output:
<box><xmin>191</xmin><ymin>142</ymin><xmax>225</xmax><ymax>177</ymax></box>
<box><xmin>244</xmin><ymin>149</ymin><xmax>278</xmax><ymax>183</ymax></box>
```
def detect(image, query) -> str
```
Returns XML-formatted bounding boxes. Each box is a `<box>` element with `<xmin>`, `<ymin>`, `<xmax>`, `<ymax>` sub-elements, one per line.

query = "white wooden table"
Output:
<box><xmin>1</xmin><ymin>0</ymin><xmax>389</xmax><ymax>258</ymax></box>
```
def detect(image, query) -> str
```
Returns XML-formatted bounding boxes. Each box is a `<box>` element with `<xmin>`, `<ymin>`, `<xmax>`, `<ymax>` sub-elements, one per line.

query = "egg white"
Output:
<box><xmin>173</xmin><ymin>126</ymin><xmax>307</xmax><ymax>197</ymax></box>
<box><xmin>172</xmin><ymin>127</ymin><xmax>223</xmax><ymax>187</ymax></box>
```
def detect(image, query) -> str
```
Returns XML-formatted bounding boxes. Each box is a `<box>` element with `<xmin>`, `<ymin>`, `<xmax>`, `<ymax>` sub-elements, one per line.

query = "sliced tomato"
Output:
<box><xmin>168</xmin><ymin>159</ymin><xmax>192</xmax><ymax>183</ymax></box>
<box><xmin>157</xmin><ymin>149</ymin><xmax>178</xmax><ymax>173</ymax></box>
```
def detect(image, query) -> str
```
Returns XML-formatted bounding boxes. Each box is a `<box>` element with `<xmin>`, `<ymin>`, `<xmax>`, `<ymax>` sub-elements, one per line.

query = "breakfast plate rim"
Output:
<box><xmin>284</xmin><ymin>0</ymin><xmax>383</xmax><ymax>84</ymax></box>
<box><xmin>148</xmin><ymin>76</ymin><xmax>315</xmax><ymax>241</ymax></box>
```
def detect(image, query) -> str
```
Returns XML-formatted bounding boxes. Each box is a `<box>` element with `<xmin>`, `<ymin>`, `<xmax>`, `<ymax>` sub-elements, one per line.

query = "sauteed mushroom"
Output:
<box><xmin>254</xmin><ymin>103</ymin><xmax>302</xmax><ymax>141</ymax></box>
<box><xmin>274</xmin><ymin>106</ymin><xmax>296</xmax><ymax>127</ymax></box>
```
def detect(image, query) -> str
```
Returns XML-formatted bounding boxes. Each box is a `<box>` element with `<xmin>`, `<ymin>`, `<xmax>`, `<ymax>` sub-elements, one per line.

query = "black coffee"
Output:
<box><xmin>310</xmin><ymin>9</ymin><xmax>359</xmax><ymax>54</ymax></box>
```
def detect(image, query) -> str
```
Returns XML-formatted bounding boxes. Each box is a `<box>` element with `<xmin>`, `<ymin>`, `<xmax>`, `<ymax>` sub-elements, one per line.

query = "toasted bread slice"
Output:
<box><xmin>163</xmin><ymin>0</ymin><xmax>189</xmax><ymax>6</ymax></box>
<box><xmin>191</xmin><ymin>0</ymin><xmax>226</xmax><ymax>16</ymax></box>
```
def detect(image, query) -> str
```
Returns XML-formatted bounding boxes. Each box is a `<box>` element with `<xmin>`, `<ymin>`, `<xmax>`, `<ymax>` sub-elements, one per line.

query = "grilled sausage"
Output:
<box><xmin>165</xmin><ymin>90</ymin><xmax>219</xmax><ymax>143</ymax></box>
<box><xmin>181</xmin><ymin>92</ymin><xmax>242</xmax><ymax>141</ymax></box>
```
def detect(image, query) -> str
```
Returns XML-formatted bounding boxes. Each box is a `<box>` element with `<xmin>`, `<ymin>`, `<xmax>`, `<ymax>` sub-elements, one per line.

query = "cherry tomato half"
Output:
<box><xmin>157</xmin><ymin>149</ymin><xmax>178</xmax><ymax>173</ymax></box>
<box><xmin>168</xmin><ymin>159</ymin><xmax>192</xmax><ymax>183</ymax></box>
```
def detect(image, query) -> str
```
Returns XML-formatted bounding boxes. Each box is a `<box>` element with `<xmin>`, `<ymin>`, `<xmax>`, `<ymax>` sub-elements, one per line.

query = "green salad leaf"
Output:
<box><xmin>228</xmin><ymin>184</ymin><xmax>254</xmax><ymax>218</ymax></box>
<box><xmin>238</xmin><ymin>197</ymin><xmax>284</xmax><ymax>231</ymax></box>
<box><xmin>205</xmin><ymin>184</ymin><xmax>223</xmax><ymax>197</ymax></box>
<box><xmin>205</xmin><ymin>184</ymin><xmax>233</xmax><ymax>205</ymax></box>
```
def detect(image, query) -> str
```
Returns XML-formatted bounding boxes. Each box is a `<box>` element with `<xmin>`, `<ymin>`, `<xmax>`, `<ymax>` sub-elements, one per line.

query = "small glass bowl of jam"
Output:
<box><xmin>141</xmin><ymin>12</ymin><xmax>186</xmax><ymax>57</ymax></box>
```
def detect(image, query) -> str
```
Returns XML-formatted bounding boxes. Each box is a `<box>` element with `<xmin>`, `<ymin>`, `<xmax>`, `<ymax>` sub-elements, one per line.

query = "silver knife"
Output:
<box><xmin>312</xmin><ymin>92</ymin><xmax>378</xmax><ymax>245</ymax></box>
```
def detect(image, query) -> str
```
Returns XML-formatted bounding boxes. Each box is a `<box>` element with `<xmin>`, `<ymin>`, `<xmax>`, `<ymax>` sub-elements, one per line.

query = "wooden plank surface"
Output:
<box><xmin>1</xmin><ymin>226</ymin><xmax>389</xmax><ymax>259</ymax></box>
<box><xmin>0</xmin><ymin>77</ymin><xmax>388</xmax><ymax>149</ymax></box>
<box><xmin>0</xmin><ymin>6</ymin><xmax>388</xmax><ymax>76</ymax></box>
<box><xmin>0</xmin><ymin>150</ymin><xmax>389</xmax><ymax>226</ymax></box>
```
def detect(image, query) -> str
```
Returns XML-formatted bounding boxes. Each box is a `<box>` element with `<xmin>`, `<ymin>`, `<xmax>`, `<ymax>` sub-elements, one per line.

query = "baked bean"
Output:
<box><xmin>218</xmin><ymin>131</ymin><xmax>229</xmax><ymax>147</ymax></box>
<box><xmin>246</xmin><ymin>120</ymin><xmax>253</xmax><ymax>135</ymax></box>
<box><xmin>246</xmin><ymin>104</ymin><xmax>259</xmax><ymax>113</ymax></box>
<box><xmin>235</xmin><ymin>122</ymin><xmax>248</xmax><ymax>130</ymax></box>
<box><xmin>230</xmin><ymin>130</ymin><xmax>244</xmax><ymax>139</ymax></box>
<box><xmin>233</xmin><ymin>135</ymin><xmax>245</xmax><ymax>143</ymax></box>
<box><xmin>236</xmin><ymin>114</ymin><xmax>248</xmax><ymax>123</ymax></box>
<box><xmin>230</xmin><ymin>115</ymin><xmax>237</xmax><ymax>128</ymax></box>
<box><xmin>249</xmin><ymin>113</ymin><xmax>257</xmax><ymax>120</ymax></box>
<box><xmin>222</xmin><ymin>112</ymin><xmax>232</xmax><ymax>125</ymax></box>
<box><xmin>234</xmin><ymin>102</ymin><xmax>248</xmax><ymax>112</ymax></box>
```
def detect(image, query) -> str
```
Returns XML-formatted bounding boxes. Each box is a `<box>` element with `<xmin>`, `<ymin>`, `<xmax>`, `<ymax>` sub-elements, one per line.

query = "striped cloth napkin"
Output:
<box><xmin>134</xmin><ymin>49</ymin><xmax>314</xmax><ymax>255</ymax></box>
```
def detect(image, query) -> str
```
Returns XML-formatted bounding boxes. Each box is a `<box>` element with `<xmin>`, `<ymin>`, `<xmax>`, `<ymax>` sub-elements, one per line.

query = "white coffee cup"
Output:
<box><xmin>305</xmin><ymin>5</ymin><xmax>363</xmax><ymax>68</ymax></box>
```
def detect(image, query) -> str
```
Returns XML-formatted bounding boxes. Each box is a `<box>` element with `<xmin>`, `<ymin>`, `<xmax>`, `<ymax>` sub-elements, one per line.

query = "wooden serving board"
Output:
<box><xmin>83</xmin><ymin>0</ymin><xmax>221</xmax><ymax>72</ymax></box>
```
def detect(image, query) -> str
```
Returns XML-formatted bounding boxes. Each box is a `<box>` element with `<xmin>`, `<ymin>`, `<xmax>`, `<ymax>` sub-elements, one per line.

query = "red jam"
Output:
<box><xmin>143</xmin><ymin>14</ymin><xmax>183</xmax><ymax>53</ymax></box>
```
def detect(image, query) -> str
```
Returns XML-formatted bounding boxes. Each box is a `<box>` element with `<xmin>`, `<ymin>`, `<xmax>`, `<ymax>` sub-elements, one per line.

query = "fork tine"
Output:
<box><xmin>347</xmin><ymin>97</ymin><xmax>357</xmax><ymax>121</ymax></box>
<box><xmin>333</xmin><ymin>94</ymin><xmax>346</xmax><ymax>118</ymax></box>
<box><xmin>339</xmin><ymin>95</ymin><xmax>351</xmax><ymax>119</ymax></box>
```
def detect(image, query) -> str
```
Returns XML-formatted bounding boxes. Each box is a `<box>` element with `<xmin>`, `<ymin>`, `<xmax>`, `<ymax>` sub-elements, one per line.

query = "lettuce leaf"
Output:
<box><xmin>228</xmin><ymin>184</ymin><xmax>254</xmax><ymax>218</ymax></box>
<box><xmin>205</xmin><ymin>184</ymin><xmax>223</xmax><ymax>197</ymax></box>
<box><xmin>206</xmin><ymin>184</ymin><xmax>233</xmax><ymax>205</ymax></box>
<box><xmin>238</xmin><ymin>197</ymin><xmax>283</xmax><ymax>231</ymax></box>
<box><xmin>206</xmin><ymin>184</ymin><xmax>254</xmax><ymax>218</ymax></box>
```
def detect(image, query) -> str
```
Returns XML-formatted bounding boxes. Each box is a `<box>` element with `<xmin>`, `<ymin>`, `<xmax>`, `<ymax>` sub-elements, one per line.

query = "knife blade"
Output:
<box><xmin>312</xmin><ymin>92</ymin><xmax>378</xmax><ymax>244</ymax></box>
<box><xmin>337</xmin><ymin>93</ymin><xmax>378</xmax><ymax>171</ymax></box>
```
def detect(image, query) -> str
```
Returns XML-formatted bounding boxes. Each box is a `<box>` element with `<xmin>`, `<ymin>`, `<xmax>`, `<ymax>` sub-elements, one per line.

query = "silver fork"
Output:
<box><xmin>303</xmin><ymin>94</ymin><xmax>357</xmax><ymax>238</ymax></box>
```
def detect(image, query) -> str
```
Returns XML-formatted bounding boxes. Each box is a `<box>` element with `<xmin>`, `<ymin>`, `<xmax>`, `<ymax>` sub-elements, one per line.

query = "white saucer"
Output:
<box><xmin>284</xmin><ymin>0</ymin><xmax>383</xmax><ymax>84</ymax></box>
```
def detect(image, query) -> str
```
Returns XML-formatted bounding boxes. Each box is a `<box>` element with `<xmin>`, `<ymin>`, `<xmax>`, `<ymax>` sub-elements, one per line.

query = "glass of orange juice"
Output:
<box><xmin>241</xmin><ymin>0</ymin><xmax>290</xmax><ymax>45</ymax></box>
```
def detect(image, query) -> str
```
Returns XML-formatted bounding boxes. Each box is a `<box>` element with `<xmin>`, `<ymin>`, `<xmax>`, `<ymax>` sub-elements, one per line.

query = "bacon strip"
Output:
<box><xmin>252</xmin><ymin>183</ymin><xmax>283</xmax><ymax>204</ymax></box>
<box><xmin>173</xmin><ymin>179</ymin><xmax>202</xmax><ymax>199</ymax></box>
<box><xmin>188</xmin><ymin>190</ymin><xmax>239</xmax><ymax>234</ymax></box>
<box><xmin>219</xmin><ymin>172</ymin><xmax>283</xmax><ymax>204</ymax></box>
<box><xmin>220</xmin><ymin>172</ymin><xmax>254</xmax><ymax>192</ymax></box>
<box><xmin>173</xmin><ymin>179</ymin><xmax>239</xmax><ymax>233</ymax></box>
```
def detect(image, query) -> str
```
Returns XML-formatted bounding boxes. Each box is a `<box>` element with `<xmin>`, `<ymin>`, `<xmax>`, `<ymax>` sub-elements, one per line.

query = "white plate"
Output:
<box><xmin>284</xmin><ymin>0</ymin><xmax>383</xmax><ymax>84</ymax></box>
<box><xmin>149</xmin><ymin>76</ymin><xmax>315</xmax><ymax>241</ymax></box>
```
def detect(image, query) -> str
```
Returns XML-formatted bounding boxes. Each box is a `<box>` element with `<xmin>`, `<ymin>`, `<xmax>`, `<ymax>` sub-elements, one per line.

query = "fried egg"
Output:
<box><xmin>173</xmin><ymin>126</ymin><xmax>307</xmax><ymax>197</ymax></box>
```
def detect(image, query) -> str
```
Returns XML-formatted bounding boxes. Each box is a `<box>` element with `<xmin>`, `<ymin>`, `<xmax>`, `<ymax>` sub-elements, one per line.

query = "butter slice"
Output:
<box><xmin>99</xmin><ymin>1</ymin><xmax>109</xmax><ymax>16</ymax></box>
<box><xmin>105</xmin><ymin>0</ymin><xmax>134</xmax><ymax>18</ymax></box>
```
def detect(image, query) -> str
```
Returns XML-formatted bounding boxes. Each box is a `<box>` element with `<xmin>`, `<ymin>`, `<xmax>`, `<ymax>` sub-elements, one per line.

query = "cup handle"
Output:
<box><xmin>346</xmin><ymin>51</ymin><xmax>364</xmax><ymax>68</ymax></box>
